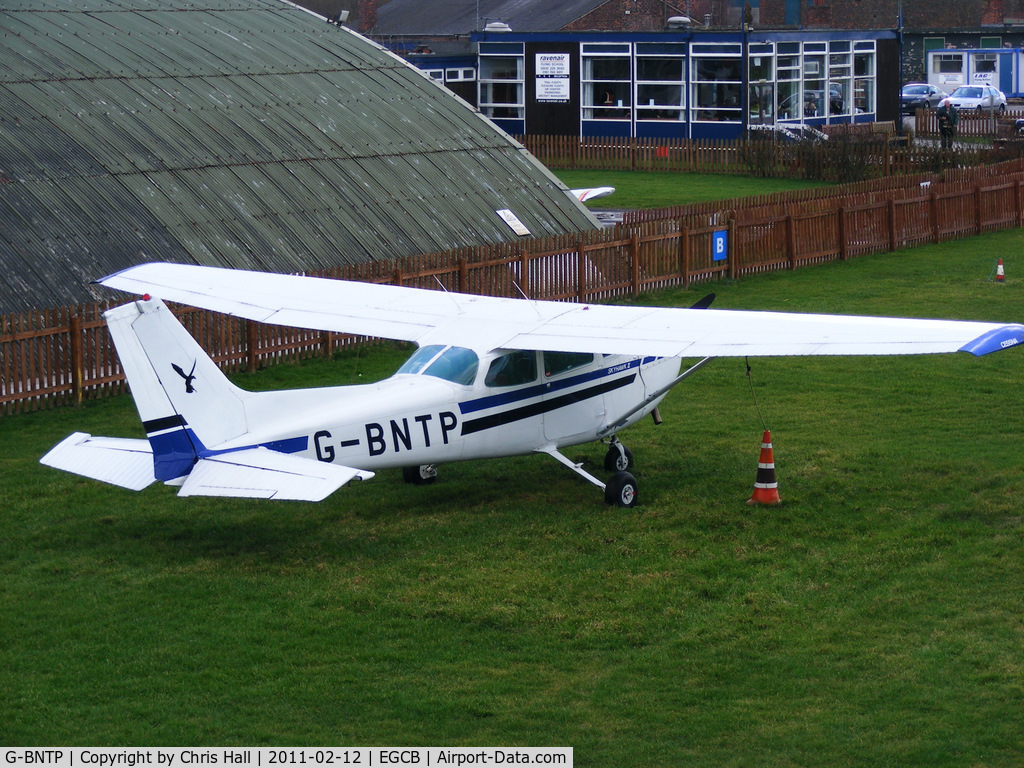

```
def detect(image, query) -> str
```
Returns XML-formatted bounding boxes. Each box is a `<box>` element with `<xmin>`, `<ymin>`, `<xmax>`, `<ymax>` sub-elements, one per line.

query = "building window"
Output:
<box><xmin>800</xmin><ymin>42</ymin><xmax>827</xmax><ymax>118</ymax></box>
<box><xmin>582</xmin><ymin>43</ymin><xmax>632</xmax><ymax>120</ymax></box>
<box><xmin>691</xmin><ymin>45</ymin><xmax>742</xmax><ymax>123</ymax></box>
<box><xmin>937</xmin><ymin>53</ymin><xmax>964</xmax><ymax>74</ymax></box>
<box><xmin>777</xmin><ymin>43</ymin><xmax>801</xmax><ymax>120</ymax></box>
<box><xmin>748</xmin><ymin>44</ymin><xmax>775</xmax><ymax>124</ymax></box>
<box><xmin>635</xmin><ymin>44</ymin><xmax>686</xmax><ymax>122</ymax></box>
<box><xmin>446</xmin><ymin>68</ymin><xmax>476</xmax><ymax>82</ymax></box>
<box><xmin>828</xmin><ymin>41</ymin><xmax>851</xmax><ymax>116</ymax></box>
<box><xmin>980</xmin><ymin>36</ymin><xmax>1002</xmax><ymax>48</ymax></box>
<box><xmin>479</xmin><ymin>45</ymin><xmax>524</xmax><ymax>119</ymax></box>
<box><xmin>854</xmin><ymin>42</ymin><xmax>875</xmax><ymax>114</ymax></box>
<box><xmin>973</xmin><ymin>52</ymin><xmax>997</xmax><ymax>84</ymax></box>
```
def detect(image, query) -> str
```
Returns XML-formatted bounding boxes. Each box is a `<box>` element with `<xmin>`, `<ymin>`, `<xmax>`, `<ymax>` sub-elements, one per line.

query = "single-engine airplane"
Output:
<box><xmin>42</xmin><ymin>262</ymin><xmax>1024</xmax><ymax>506</ymax></box>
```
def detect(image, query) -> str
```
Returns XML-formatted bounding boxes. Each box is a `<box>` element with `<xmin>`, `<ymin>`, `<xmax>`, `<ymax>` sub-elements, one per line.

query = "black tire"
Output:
<box><xmin>402</xmin><ymin>465</ymin><xmax>436</xmax><ymax>485</ymax></box>
<box><xmin>604</xmin><ymin>471</ymin><xmax>638</xmax><ymax>508</ymax></box>
<box><xmin>604</xmin><ymin>444</ymin><xmax>634</xmax><ymax>472</ymax></box>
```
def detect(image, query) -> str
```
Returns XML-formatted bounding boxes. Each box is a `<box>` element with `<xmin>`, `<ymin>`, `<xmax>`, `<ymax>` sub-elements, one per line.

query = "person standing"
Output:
<box><xmin>937</xmin><ymin>98</ymin><xmax>959</xmax><ymax>149</ymax></box>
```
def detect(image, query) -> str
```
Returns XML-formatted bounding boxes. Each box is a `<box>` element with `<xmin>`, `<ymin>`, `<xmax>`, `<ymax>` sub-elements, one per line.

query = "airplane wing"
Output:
<box><xmin>99</xmin><ymin>262</ymin><xmax>1024</xmax><ymax>358</ymax></box>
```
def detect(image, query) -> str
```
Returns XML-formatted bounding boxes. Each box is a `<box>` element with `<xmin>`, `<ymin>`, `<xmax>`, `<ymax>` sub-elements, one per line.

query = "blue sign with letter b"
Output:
<box><xmin>712</xmin><ymin>230</ymin><xmax>727</xmax><ymax>262</ymax></box>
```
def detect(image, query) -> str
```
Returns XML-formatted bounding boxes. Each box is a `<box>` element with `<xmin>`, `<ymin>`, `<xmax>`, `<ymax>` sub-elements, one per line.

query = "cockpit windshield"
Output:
<box><xmin>396</xmin><ymin>345</ymin><xmax>479</xmax><ymax>386</ymax></box>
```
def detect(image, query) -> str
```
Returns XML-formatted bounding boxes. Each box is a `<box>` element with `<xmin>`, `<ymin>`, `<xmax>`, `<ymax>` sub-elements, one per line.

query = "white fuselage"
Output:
<box><xmin>218</xmin><ymin>349</ymin><xmax>682</xmax><ymax>471</ymax></box>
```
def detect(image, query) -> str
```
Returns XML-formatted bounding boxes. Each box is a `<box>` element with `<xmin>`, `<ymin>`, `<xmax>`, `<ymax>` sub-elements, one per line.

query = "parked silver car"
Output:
<box><xmin>946</xmin><ymin>85</ymin><xmax>1007</xmax><ymax>112</ymax></box>
<box><xmin>900</xmin><ymin>83</ymin><xmax>946</xmax><ymax>113</ymax></box>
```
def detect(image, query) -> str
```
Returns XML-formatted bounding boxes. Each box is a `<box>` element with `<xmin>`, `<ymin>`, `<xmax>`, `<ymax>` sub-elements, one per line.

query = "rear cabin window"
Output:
<box><xmin>544</xmin><ymin>351</ymin><xmax>594</xmax><ymax>377</ymax></box>
<box><xmin>485</xmin><ymin>351</ymin><xmax>537</xmax><ymax>387</ymax></box>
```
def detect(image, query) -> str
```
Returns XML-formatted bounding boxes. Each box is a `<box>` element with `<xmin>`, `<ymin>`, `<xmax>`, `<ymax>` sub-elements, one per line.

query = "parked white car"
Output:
<box><xmin>946</xmin><ymin>85</ymin><xmax>1007</xmax><ymax>112</ymax></box>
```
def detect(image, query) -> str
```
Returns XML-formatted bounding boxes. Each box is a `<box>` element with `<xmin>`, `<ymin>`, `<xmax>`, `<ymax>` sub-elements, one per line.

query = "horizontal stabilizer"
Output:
<box><xmin>177</xmin><ymin>447</ymin><xmax>374</xmax><ymax>501</ymax></box>
<box><xmin>40</xmin><ymin>432</ymin><xmax>156</xmax><ymax>491</ymax></box>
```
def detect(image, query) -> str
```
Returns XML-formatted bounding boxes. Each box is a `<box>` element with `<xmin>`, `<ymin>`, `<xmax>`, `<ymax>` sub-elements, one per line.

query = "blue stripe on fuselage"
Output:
<box><xmin>459</xmin><ymin>357</ymin><xmax>644</xmax><ymax>415</ymax></box>
<box><xmin>144</xmin><ymin>415</ymin><xmax>309</xmax><ymax>479</ymax></box>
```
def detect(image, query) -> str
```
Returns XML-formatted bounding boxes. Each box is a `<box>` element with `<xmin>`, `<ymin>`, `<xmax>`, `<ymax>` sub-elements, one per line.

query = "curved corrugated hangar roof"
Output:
<box><xmin>0</xmin><ymin>0</ymin><xmax>599</xmax><ymax>313</ymax></box>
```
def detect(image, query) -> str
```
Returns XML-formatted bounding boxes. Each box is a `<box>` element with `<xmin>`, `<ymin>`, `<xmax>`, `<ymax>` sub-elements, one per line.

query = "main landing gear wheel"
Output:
<box><xmin>402</xmin><ymin>465</ymin><xmax>437</xmax><ymax>485</ymax></box>
<box><xmin>604</xmin><ymin>442</ymin><xmax>634</xmax><ymax>472</ymax></box>
<box><xmin>604</xmin><ymin>471</ymin><xmax>638</xmax><ymax>508</ymax></box>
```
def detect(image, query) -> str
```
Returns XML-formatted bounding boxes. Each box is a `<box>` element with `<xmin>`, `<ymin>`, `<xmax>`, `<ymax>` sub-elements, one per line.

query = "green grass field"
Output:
<box><xmin>555</xmin><ymin>169</ymin><xmax>828</xmax><ymax>209</ymax></box>
<box><xmin>3</xmin><ymin>230</ymin><xmax>1024</xmax><ymax>763</ymax></box>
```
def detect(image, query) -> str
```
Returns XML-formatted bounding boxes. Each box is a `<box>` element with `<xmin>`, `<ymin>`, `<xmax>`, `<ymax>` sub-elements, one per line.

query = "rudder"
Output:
<box><xmin>105</xmin><ymin>298</ymin><xmax>249</xmax><ymax>481</ymax></box>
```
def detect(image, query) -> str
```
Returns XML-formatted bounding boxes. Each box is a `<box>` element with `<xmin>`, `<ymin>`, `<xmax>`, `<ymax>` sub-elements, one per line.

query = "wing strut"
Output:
<box><xmin>598</xmin><ymin>357</ymin><xmax>714</xmax><ymax>439</ymax></box>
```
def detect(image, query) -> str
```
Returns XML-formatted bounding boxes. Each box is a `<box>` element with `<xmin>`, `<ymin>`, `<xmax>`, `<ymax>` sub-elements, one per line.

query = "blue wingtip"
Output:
<box><xmin>959</xmin><ymin>324</ymin><xmax>1024</xmax><ymax>356</ymax></box>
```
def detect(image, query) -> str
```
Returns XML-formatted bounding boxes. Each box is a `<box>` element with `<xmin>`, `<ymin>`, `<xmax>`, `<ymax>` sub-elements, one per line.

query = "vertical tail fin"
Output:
<box><xmin>105</xmin><ymin>298</ymin><xmax>249</xmax><ymax>481</ymax></box>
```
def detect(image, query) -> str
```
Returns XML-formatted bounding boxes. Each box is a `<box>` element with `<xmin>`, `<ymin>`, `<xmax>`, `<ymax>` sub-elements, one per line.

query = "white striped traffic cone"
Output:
<box><xmin>747</xmin><ymin>429</ymin><xmax>781</xmax><ymax>505</ymax></box>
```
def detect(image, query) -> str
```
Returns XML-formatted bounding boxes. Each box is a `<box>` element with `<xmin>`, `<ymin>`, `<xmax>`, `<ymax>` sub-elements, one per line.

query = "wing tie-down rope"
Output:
<box><xmin>745</xmin><ymin>356</ymin><xmax>769</xmax><ymax>432</ymax></box>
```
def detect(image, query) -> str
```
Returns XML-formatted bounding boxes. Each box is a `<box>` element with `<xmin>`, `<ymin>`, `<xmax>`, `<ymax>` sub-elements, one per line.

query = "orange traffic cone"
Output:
<box><xmin>747</xmin><ymin>429</ymin><xmax>781</xmax><ymax>505</ymax></box>
<box><xmin>997</xmin><ymin>258</ymin><xmax>1006</xmax><ymax>282</ymax></box>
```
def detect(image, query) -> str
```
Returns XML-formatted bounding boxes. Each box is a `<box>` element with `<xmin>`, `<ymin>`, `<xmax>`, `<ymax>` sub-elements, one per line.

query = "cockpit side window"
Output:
<box><xmin>543</xmin><ymin>351</ymin><xmax>594</xmax><ymax>377</ymax></box>
<box><xmin>424</xmin><ymin>346</ymin><xmax>479</xmax><ymax>386</ymax></box>
<box><xmin>396</xmin><ymin>345</ymin><xmax>446</xmax><ymax>376</ymax></box>
<box><xmin>484</xmin><ymin>350</ymin><xmax>538</xmax><ymax>387</ymax></box>
<box><xmin>396</xmin><ymin>345</ymin><xmax>479</xmax><ymax>386</ymax></box>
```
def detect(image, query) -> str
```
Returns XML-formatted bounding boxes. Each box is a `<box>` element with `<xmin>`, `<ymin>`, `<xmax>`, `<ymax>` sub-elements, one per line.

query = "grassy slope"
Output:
<box><xmin>555</xmin><ymin>169</ymin><xmax>829</xmax><ymax>209</ymax></box>
<box><xmin>3</xmin><ymin>232</ymin><xmax>1024</xmax><ymax>763</ymax></box>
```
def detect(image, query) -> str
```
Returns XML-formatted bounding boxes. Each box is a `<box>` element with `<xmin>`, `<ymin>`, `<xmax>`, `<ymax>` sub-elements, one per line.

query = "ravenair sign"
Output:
<box><xmin>536</xmin><ymin>53</ymin><xmax>570</xmax><ymax>103</ymax></box>
<box><xmin>536</xmin><ymin>53</ymin><xmax>570</xmax><ymax>76</ymax></box>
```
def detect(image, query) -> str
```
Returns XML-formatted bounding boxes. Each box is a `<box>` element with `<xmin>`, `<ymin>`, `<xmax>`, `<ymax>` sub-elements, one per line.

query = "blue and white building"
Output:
<box><xmin>405</xmin><ymin>29</ymin><xmax>900</xmax><ymax>139</ymax></box>
<box><xmin>926</xmin><ymin>46</ymin><xmax>1023</xmax><ymax>97</ymax></box>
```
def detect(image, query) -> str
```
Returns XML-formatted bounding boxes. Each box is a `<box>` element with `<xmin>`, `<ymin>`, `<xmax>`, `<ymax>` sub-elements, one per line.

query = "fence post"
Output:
<box><xmin>246</xmin><ymin>319</ymin><xmax>258</xmax><ymax>373</ymax></box>
<box><xmin>785</xmin><ymin>214</ymin><xmax>796</xmax><ymax>270</ymax></box>
<box><xmin>70</xmin><ymin>313</ymin><xmax>84</xmax><ymax>405</ymax></box>
<box><xmin>888</xmin><ymin>198</ymin><xmax>898</xmax><ymax>252</ymax></box>
<box><xmin>577</xmin><ymin>237</ymin><xmax>588</xmax><ymax>303</ymax></box>
<box><xmin>930</xmin><ymin>191</ymin><xmax>940</xmax><ymax>243</ymax></box>
<box><xmin>630</xmin><ymin>232</ymin><xmax>641</xmax><ymax>296</ymax></box>
<box><xmin>679</xmin><ymin>220</ymin><xmax>690</xmax><ymax>289</ymax></box>
<box><xmin>1016</xmin><ymin>180</ymin><xmax>1024</xmax><ymax>227</ymax></box>
<box><xmin>727</xmin><ymin>217</ymin><xmax>737</xmax><ymax>280</ymax></box>
<box><xmin>838</xmin><ymin>206</ymin><xmax>849</xmax><ymax>261</ymax></box>
<box><xmin>321</xmin><ymin>331</ymin><xmax>333</xmax><ymax>360</ymax></box>
<box><xmin>975</xmin><ymin>185</ymin><xmax>984</xmax><ymax>236</ymax></box>
<box><xmin>519</xmin><ymin>249</ymin><xmax>530</xmax><ymax>298</ymax></box>
<box><xmin>458</xmin><ymin>257</ymin><xmax>468</xmax><ymax>294</ymax></box>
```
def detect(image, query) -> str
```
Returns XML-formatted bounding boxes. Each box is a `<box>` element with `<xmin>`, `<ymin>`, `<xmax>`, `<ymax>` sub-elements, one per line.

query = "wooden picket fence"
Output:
<box><xmin>913</xmin><ymin>107</ymin><xmax>1024</xmax><ymax>139</ymax></box>
<box><xmin>4</xmin><ymin>158</ymin><xmax>1024</xmax><ymax>415</ymax></box>
<box><xmin>518</xmin><ymin>132</ymin><xmax>1024</xmax><ymax>180</ymax></box>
